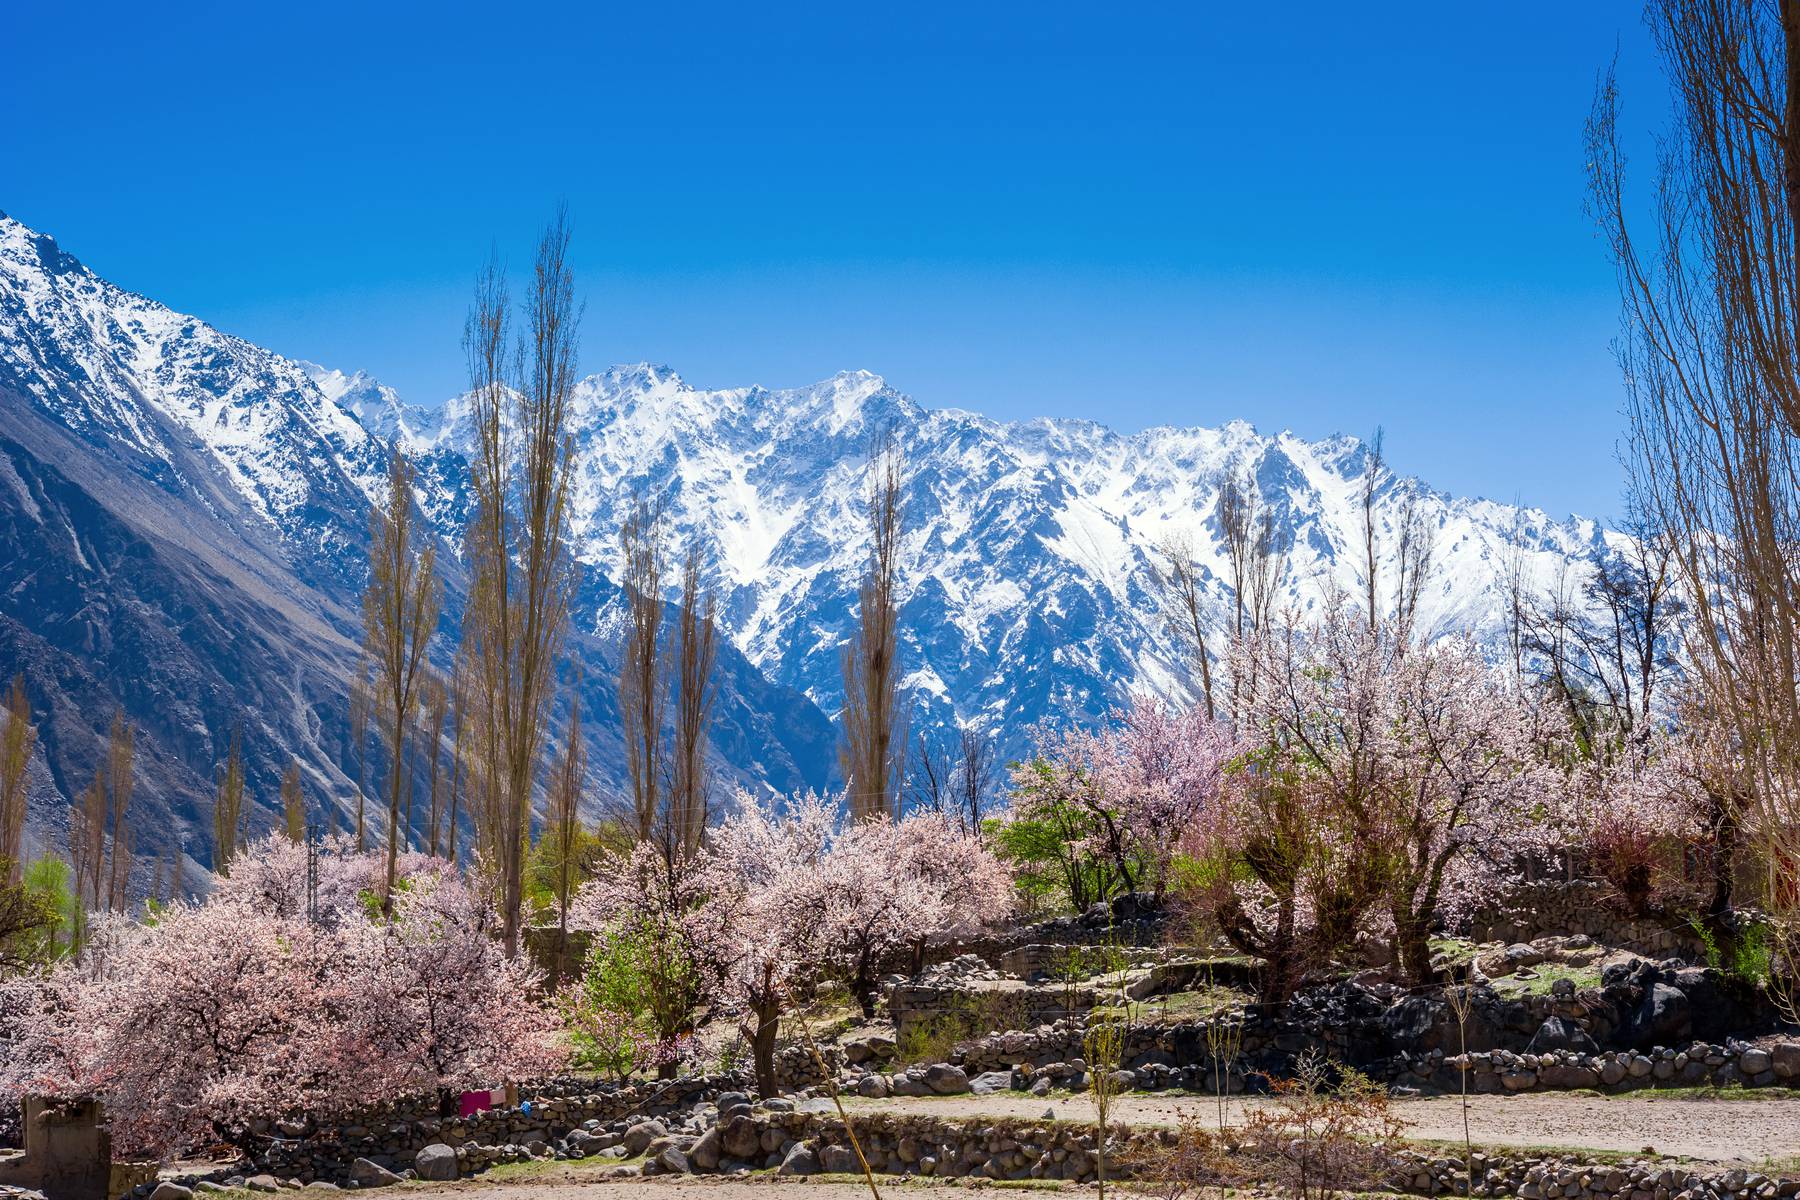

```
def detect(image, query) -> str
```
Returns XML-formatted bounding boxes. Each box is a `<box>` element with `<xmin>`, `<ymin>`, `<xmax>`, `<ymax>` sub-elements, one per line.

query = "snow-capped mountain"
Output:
<box><xmin>0</xmin><ymin>212</ymin><xmax>834</xmax><ymax>876</ymax></box>
<box><xmin>367</xmin><ymin>363</ymin><xmax>1609</xmax><ymax>753</ymax></box>
<box><xmin>0</xmin><ymin>208</ymin><xmax>1613</xmax><ymax>877</ymax></box>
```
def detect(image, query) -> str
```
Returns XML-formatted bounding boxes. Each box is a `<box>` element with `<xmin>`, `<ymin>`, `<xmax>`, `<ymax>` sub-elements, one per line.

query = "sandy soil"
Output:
<box><xmin>845</xmin><ymin>1090</ymin><xmax>1800</xmax><ymax>1165</ymax></box>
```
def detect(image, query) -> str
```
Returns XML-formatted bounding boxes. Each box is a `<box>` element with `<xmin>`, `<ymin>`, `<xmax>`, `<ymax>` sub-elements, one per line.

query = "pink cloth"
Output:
<box><xmin>458</xmin><ymin>1090</ymin><xmax>497</xmax><ymax>1118</ymax></box>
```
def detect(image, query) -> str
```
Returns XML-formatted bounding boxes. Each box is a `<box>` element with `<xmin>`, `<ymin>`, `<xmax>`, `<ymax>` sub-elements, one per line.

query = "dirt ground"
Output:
<box><xmin>845</xmin><ymin>1090</ymin><xmax>1800</xmax><ymax>1166</ymax></box>
<box><xmin>401</xmin><ymin>1180</ymin><xmax>1024</xmax><ymax>1200</ymax></box>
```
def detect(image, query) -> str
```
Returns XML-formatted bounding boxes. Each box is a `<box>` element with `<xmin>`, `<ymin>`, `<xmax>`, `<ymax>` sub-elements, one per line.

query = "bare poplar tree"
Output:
<box><xmin>212</xmin><ymin>730</ymin><xmax>246</xmax><ymax>878</ymax></box>
<box><xmin>70</xmin><ymin>768</ymin><xmax>104</xmax><ymax>910</ymax></box>
<box><xmin>419</xmin><ymin>672</ymin><xmax>448</xmax><ymax>856</ymax></box>
<box><xmin>1390</xmin><ymin>484</ymin><xmax>1437</xmax><ymax>642</ymax></box>
<box><xmin>463</xmin><ymin>209</ymin><xmax>582</xmax><ymax>957</ymax></box>
<box><xmin>281</xmin><ymin>759</ymin><xmax>306</xmax><ymax>843</ymax></box>
<box><xmin>364</xmin><ymin>446</ymin><xmax>441</xmax><ymax>904</ymax></box>
<box><xmin>447</xmin><ymin>644</ymin><xmax>470</xmax><ymax>864</ymax></box>
<box><xmin>1156</xmin><ymin>533</ymin><xmax>1217</xmax><ymax>719</ymax></box>
<box><xmin>671</xmin><ymin>546</ymin><xmax>717</xmax><ymax>856</ymax></box>
<box><xmin>104</xmin><ymin>710</ymin><xmax>134</xmax><ymax>912</ymax></box>
<box><xmin>619</xmin><ymin>497</ymin><xmax>666</xmax><ymax>843</ymax></box>
<box><xmin>547</xmin><ymin>690</ymin><xmax>585</xmax><ymax>985</ymax></box>
<box><xmin>0</xmin><ymin>675</ymin><xmax>36</xmax><ymax>884</ymax></box>
<box><xmin>841</xmin><ymin>432</ymin><xmax>907</xmax><ymax>821</ymax></box>
<box><xmin>1590</xmin><ymin>0</ymin><xmax>1800</xmax><ymax>981</ymax></box>
<box><xmin>349</xmin><ymin>667</ymin><xmax>371</xmax><ymax>851</ymax></box>
<box><xmin>1359</xmin><ymin>430</ymin><xmax>1385</xmax><ymax>629</ymax></box>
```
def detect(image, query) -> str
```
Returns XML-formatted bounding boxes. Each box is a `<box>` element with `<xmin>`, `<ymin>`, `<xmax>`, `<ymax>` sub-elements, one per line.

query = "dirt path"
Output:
<box><xmin>845</xmin><ymin>1090</ymin><xmax>1800</xmax><ymax>1166</ymax></box>
<box><xmin>401</xmin><ymin>1179</ymin><xmax>1001</xmax><ymax>1200</ymax></box>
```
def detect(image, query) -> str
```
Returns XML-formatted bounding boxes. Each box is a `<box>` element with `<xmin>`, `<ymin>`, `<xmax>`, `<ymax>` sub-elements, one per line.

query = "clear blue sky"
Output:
<box><xmin>4</xmin><ymin>2</ymin><xmax>1662</xmax><ymax>521</ymax></box>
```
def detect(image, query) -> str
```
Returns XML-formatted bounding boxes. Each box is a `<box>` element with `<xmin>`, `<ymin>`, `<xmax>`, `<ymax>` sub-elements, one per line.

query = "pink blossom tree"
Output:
<box><xmin>803</xmin><ymin>810</ymin><xmax>1014</xmax><ymax>1012</ymax></box>
<box><xmin>1085</xmin><ymin>697</ymin><xmax>1240</xmax><ymax>897</ymax></box>
<box><xmin>709</xmin><ymin>791</ymin><xmax>838</xmax><ymax>1095</ymax></box>
<box><xmin>1188</xmin><ymin>603</ymin><xmax>1562</xmax><ymax>993</ymax></box>
<box><xmin>0</xmin><ymin>838</ymin><xmax>563</xmax><ymax>1156</ymax></box>
<box><xmin>568</xmin><ymin>840</ymin><xmax>733</xmax><ymax>1077</ymax></box>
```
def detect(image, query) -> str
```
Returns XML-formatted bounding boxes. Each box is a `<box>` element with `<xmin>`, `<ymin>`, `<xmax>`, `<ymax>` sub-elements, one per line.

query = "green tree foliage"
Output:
<box><xmin>560</xmin><ymin>935</ymin><xmax>660</xmax><ymax>1082</ymax></box>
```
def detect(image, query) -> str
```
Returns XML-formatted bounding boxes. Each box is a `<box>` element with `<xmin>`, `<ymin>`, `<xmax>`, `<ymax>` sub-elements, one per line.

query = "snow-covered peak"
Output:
<box><xmin>355</xmin><ymin>355</ymin><xmax>1611</xmax><ymax>745</ymax></box>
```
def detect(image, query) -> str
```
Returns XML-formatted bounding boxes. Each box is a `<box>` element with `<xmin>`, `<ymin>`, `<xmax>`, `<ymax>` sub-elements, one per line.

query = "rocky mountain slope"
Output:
<box><xmin>0</xmin><ymin>213</ymin><xmax>833</xmax><ymax>878</ymax></box>
<box><xmin>0</xmin><ymin>209</ymin><xmax>1611</xmax><ymax>880</ymax></box>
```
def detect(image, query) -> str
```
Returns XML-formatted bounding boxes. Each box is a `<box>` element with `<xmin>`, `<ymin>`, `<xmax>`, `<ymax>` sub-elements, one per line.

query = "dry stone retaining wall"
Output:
<box><xmin>1414</xmin><ymin>1039</ymin><xmax>1800</xmax><ymax>1094</ymax></box>
<box><xmin>247</xmin><ymin>1075</ymin><xmax>744</xmax><ymax>1182</ymax></box>
<box><xmin>1466</xmin><ymin>881</ymin><xmax>1698</xmax><ymax>957</ymax></box>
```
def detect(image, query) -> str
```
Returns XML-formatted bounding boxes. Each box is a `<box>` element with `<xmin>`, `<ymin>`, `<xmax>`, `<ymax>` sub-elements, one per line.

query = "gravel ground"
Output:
<box><xmin>844</xmin><ymin>1089</ymin><xmax>1800</xmax><ymax>1165</ymax></box>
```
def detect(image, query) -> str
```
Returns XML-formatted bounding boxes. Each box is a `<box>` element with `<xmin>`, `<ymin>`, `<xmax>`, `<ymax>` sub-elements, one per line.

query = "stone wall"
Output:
<box><xmin>1417</xmin><ymin>1039</ymin><xmax>1800</xmax><ymax>1095</ymax></box>
<box><xmin>1465</xmin><ymin>881</ymin><xmax>1698</xmax><ymax>956</ymax></box>
<box><xmin>247</xmin><ymin>1075</ymin><xmax>745</xmax><ymax>1183</ymax></box>
<box><xmin>668</xmin><ymin>1109</ymin><xmax>1800</xmax><ymax>1200</ymax></box>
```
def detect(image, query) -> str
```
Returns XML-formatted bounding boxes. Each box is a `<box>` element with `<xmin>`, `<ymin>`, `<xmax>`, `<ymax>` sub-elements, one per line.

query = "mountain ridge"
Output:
<box><xmin>0</xmin><ymin>210</ymin><xmax>1612</xmax><ymax>883</ymax></box>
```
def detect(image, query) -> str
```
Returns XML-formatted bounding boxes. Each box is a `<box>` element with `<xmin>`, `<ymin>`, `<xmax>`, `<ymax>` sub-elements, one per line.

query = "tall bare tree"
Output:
<box><xmin>842</xmin><ymin>433</ymin><xmax>908</xmax><ymax>821</ymax></box>
<box><xmin>349</xmin><ymin>667</ymin><xmax>371</xmax><ymax>851</ymax></box>
<box><xmin>447</xmin><ymin>644</ymin><xmax>470</xmax><ymax>864</ymax></box>
<box><xmin>1216</xmin><ymin>471</ymin><xmax>1290</xmax><ymax>681</ymax></box>
<box><xmin>1156</xmin><ymin>533</ymin><xmax>1218</xmax><ymax>719</ymax></box>
<box><xmin>619</xmin><ymin>497</ymin><xmax>666</xmax><ymax>843</ymax></box>
<box><xmin>546</xmin><ymin>689</ymin><xmax>585</xmax><ymax>985</ymax></box>
<box><xmin>212</xmin><ymin>730</ymin><xmax>246</xmax><ymax>878</ymax></box>
<box><xmin>1591</xmin><ymin>0</ymin><xmax>1800</xmax><ymax>980</ymax></box>
<box><xmin>463</xmin><ymin>209</ymin><xmax>582</xmax><ymax>956</ymax></box>
<box><xmin>281</xmin><ymin>759</ymin><xmax>306</xmax><ymax>843</ymax></box>
<box><xmin>364</xmin><ymin>447</ymin><xmax>442</xmax><ymax>906</ymax></box>
<box><xmin>1358</xmin><ymin>430</ymin><xmax>1385</xmax><ymax>630</ymax></box>
<box><xmin>1390</xmin><ymin>484</ymin><xmax>1437</xmax><ymax>642</ymax></box>
<box><xmin>671</xmin><ymin>546</ymin><xmax>718</xmax><ymax>857</ymax></box>
<box><xmin>0</xmin><ymin>675</ymin><xmax>36</xmax><ymax>884</ymax></box>
<box><xmin>421</xmin><ymin>672</ymin><xmax>449</xmax><ymax>855</ymax></box>
<box><xmin>907</xmin><ymin>726</ymin><xmax>994</xmax><ymax>837</ymax></box>
<box><xmin>104</xmin><ymin>710</ymin><xmax>134</xmax><ymax>911</ymax></box>
<box><xmin>70</xmin><ymin>768</ymin><xmax>104</xmax><ymax>910</ymax></box>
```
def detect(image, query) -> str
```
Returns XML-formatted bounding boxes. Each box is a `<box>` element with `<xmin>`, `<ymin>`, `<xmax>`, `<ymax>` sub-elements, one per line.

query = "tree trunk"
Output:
<box><xmin>1704</xmin><ymin>786</ymin><xmax>1740</xmax><ymax>949</ymax></box>
<box><xmin>752</xmin><ymin>1000</ymin><xmax>781</xmax><ymax>1097</ymax></box>
<box><xmin>1394</xmin><ymin>900</ymin><xmax>1434</xmax><ymax>987</ymax></box>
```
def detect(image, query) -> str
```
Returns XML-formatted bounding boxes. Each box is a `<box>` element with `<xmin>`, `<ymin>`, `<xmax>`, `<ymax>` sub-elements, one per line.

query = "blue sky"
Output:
<box><xmin>4</xmin><ymin>2</ymin><xmax>1660</xmax><ymax>521</ymax></box>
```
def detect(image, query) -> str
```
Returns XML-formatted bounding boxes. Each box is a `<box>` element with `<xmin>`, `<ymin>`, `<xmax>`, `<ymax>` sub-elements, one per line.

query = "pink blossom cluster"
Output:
<box><xmin>0</xmin><ymin>836</ymin><xmax>562</xmax><ymax>1156</ymax></box>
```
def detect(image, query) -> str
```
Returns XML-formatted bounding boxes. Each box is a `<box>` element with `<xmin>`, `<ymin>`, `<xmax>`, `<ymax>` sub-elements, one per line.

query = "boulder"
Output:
<box><xmin>777</xmin><ymin>1144</ymin><xmax>820</xmax><ymax>1177</ymax></box>
<box><xmin>348</xmin><ymin>1163</ymin><xmax>401</xmax><ymax>1191</ymax></box>
<box><xmin>1525</xmin><ymin>1016</ymin><xmax>1599</xmax><ymax>1055</ymax></box>
<box><xmin>720</xmin><ymin>1117</ymin><xmax>762</xmax><ymax>1161</ymax></box>
<box><xmin>970</xmin><ymin>1071</ymin><xmax>1014</xmax><ymax>1095</ymax></box>
<box><xmin>687</xmin><ymin>1128</ymin><xmax>723</xmax><ymax>1172</ymax></box>
<box><xmin>149</xmin><ymin>1185</ymin><xmax>193</xmax><ymax>1200</ymax></box>
<box><xmin>855</xmin><ymin>1074</ymin><xmax>890</xmax><ymax>1099</ymax></box>
<box><xmin>414</xmin><ymin>1145</ymin><xmax>457</xmax><ymax>1183</ymax></box>
<box><xmin>924</xmin><ymin>1063</ymin><xmax>971</xmax><ymax>1095</ymax></box>
<box><xmin>622</xmin><ymin>1120</ymin><xmax>668</xmax><ymax>1156</ymax></box>
<box><xmin>244</xmin><ymin>1179</ymin><xmax>282</xmax><ymax>1195</ymax></box>
<box><xmin>655</xmin><ymin>1145</ymin><xmax>691</xmax><ymax>1175</ymax></box>
<box><xmin>1618</xmin><ymin>983</ymin><xmax>1691</xmax><ymax>1048</ymax></box>
<box><xmin>819</xmin><ymin>1145</ymin><xmax>859</xmax><ymax>1174</ymax></box>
